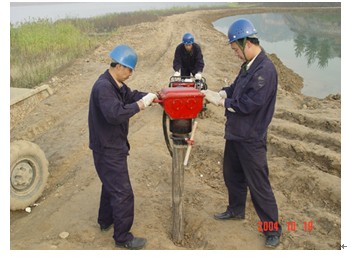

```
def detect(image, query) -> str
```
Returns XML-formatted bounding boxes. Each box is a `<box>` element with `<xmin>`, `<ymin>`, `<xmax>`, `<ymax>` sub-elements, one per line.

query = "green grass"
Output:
<box><xmin>10</xmin><ymin>19</ymin><xmax>97</xmax><ymax>88</ymax></box>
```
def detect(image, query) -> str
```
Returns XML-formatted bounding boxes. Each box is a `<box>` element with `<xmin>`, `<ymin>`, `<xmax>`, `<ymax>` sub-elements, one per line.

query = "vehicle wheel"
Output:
<box><xmin>10</xmin><ymin>140</ymin><xmax>49</xmax><ymax>211</ymax></box>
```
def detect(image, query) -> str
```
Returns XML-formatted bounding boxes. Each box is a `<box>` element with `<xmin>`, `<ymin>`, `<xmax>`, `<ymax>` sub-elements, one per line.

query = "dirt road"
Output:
<box><xmin>10</xmin><ymin>8</ymin><xmax>341</xmax><ymax>251</ymax></box>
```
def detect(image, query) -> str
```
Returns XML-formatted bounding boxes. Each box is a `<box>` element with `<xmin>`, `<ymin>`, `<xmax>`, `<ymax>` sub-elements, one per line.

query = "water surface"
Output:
<box><xmin>10</xmin><ymin>2</ymin><xmax>224</xmax><ymax>24</ymax></box>
<box><xmin>213</xmin><ymin>11</ymin><xmax>341</xmax><ymax>98</ymax></box>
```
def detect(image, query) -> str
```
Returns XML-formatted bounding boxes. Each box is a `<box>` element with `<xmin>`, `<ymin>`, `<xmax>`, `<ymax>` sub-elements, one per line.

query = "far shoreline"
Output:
<box><xmin>199</xmin><ymin>7</ymin><xmax>341</xmax><ymax>99</ymax></box>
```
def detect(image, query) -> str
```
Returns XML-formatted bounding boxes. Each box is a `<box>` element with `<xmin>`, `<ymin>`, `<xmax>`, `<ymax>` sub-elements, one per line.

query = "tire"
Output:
<box><xmin>10</xmin><ymin>140</ymin><xmax>49</xmax><ymax>211</ymax></box>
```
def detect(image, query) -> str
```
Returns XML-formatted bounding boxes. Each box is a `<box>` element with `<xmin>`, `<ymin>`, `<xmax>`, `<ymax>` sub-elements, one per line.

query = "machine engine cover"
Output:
<box><xmin>157</xmin><ymin>87</ymin><xmax>205</xmax><ymax>119</ymax></box>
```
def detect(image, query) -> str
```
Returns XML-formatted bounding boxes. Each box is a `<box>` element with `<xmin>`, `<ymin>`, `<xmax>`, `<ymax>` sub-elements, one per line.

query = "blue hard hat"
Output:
<box><xmin>228</xmin><ymin>18</ymin><xmax>258</xmax><ymax>43</ymax></box>
<box><xmin>109</xmin><ymin>44</ymin><xmax>138</xmax><ymax>70</ymax></box>
<box><xmin>182</xmin><ymin>32</ymin><xmax>194</xmax><ymax>45</ymax></box>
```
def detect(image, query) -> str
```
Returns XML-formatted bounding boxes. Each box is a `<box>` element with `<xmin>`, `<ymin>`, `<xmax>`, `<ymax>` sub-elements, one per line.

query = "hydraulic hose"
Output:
<box><xmin>162</xmin><ymin>111</ymin><xmax>173</xmax><ymax>157</ymax></box>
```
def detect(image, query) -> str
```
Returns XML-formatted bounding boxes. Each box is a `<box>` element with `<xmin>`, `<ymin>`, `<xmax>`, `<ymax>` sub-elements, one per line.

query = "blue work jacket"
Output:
<box><xmin>173</xmin><ymin>43</ymin><xmax>205</xmax><ymax>76</ymax></box>
<box><xmin>88</xmin><ymin>70</ymin><xmax>147</xmax><ymax>152</ymax></box>
<box><xmin>222</xmin><ymin>50</ymin><xmax>278</xmax><ymax>141</ymax></box>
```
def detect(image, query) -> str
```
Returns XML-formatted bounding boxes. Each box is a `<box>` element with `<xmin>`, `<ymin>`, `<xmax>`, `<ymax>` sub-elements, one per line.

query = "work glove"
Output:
<box><xmin>201</xmin><ymin>90</ymin><xmax>224</xmax><ymax>107</ymax></box>
<box><xmin>217</xmin><ymin>90</ymin><xmax>235</xmax><ymax>112</ymax></box>
<box><xmin>219</xmin><ymin>90</ymin><xmax>227</xmax><ymax>99</ymax></box>
<box><xmin>174</xmin><ymin>71</ymin><xmax>180</xmax><ymax>77</ymax></box>
<box><xmin>141</xmin><ymin>93</ymin><xmax>158</xmax><ymax>108</ymax></box>
<box><xmin>194</xmin><ymin>72</ymin><xmax>202</xmax><ymax>80</ymax></box>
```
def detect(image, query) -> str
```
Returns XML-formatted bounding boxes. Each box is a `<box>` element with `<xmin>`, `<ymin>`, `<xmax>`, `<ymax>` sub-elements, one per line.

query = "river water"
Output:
<box><xmin>213</xmin><ymin>11</ymin><xmax>341</xmax><ymax>98</ymax></box>
<box><xmin>10</xmin><ymin>2</ymin><xmax>224</xmax><ymax>24</ymax></box>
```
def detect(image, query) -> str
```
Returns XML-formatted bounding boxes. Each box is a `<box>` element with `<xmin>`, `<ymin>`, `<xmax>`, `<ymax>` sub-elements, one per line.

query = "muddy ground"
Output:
<box><xmin>9</xmin><ymin>7</ymin><xmax>341</xmax><ymax>255</ymax></box>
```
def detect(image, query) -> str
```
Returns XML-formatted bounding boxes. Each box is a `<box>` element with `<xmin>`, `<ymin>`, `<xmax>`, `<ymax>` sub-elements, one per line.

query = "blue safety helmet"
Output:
<box><xmin>182</xmin><ymin>32</ymin><xmax>194</xmax><ymax>45</ymax></box>
<box><xmin>228</xmin><ymin>18</ymin><xmax>258</xmax><ymax>43</ymax></box>
<box><xmin>109</xmin><ymin>44</ymin><xmax>138</xmax><ymax>70</ymax></box>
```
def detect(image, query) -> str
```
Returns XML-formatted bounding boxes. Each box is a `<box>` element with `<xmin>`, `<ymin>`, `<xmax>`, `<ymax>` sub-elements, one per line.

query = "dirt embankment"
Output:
<box><xmin>10</xmin><ymin>8</ymin><xmax>341</xmax><ymax>251</ymax></box>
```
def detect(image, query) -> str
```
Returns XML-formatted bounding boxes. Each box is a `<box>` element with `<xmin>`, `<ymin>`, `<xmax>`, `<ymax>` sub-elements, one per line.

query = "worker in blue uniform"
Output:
<box><xmin>88</xmin><ymin>44</ymin><xmax>157</xmax><ymax>250</ymax></box>
<box><xmin>202</xmin><ymin>18</ymin><xmax>281</xmax><ymax>248</ymax></box>
<box><xmin>173</xmin><ymin>32</ymin><xmax>205</xmax><ymax>80</ymax></box>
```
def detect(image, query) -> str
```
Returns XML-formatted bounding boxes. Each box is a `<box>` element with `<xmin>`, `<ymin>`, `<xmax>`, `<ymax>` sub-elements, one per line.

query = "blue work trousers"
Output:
<box><xmin>92</xmin><ymin>149</ymin><xmax>134</xmax><ymax>243</ymax></box>
<box><xmin>223</xmin><ymin>139</ymin><xmax>281</xmax><ymax>236</ymax></box>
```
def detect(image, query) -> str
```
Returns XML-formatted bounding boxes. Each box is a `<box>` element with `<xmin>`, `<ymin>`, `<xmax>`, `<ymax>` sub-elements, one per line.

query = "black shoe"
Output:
<box><xmin>214</xmin><ymin>210</ymin><xmax>245</xmax><ymax>220</ymax></box>
<box><xmin>100</xmin><ymin>223</ymin><xmax>113</xmax><ymax>232</ymax></box>
<box><xmin>265</xmin><ymin>235</ymin><xmax>280</xmax><ymax>248</ymax></box>
<box><xmin>115</xmin><ymin>237</ymin><xmax>147</xmax><ymax>250</ymax></box>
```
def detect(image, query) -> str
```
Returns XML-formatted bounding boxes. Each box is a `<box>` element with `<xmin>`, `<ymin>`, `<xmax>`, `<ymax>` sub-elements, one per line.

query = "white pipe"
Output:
<box><xmin>183</xmin><ymin>121</ymin><xmax>198</xmax><ymax>166</ymax></box>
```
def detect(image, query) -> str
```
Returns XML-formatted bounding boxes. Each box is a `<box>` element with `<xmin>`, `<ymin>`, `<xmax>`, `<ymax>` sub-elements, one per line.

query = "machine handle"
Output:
<box><xmin>153</xmin><ymin>98</ymin><xmax>163</xmax><ymax>104</ymax></box>
<box><xmin>183</xmin><ymin>121</ymin><xmax>198</xmax><ymax>166</ymax></box>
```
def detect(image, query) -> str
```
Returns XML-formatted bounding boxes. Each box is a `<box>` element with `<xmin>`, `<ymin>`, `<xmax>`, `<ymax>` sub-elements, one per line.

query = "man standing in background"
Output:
<box><xmin>173</xmin><ymin>32</ymin><xmax>205</xmax><ymax>79</ymax></box>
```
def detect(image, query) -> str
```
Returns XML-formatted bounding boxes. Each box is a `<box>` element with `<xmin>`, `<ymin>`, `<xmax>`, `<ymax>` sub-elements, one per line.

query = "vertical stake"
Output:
<box><xmin>172</xmin><ymin>142</ymin><xmax>186</xmax><ymax>243</ymax></box>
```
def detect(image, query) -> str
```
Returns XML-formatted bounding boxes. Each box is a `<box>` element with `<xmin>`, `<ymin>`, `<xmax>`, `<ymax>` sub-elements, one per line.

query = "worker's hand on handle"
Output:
<box><xmin>201</xmin><ymin>90</ymin><xmax>224</xmax><ymax>107</ymax></box>
<box><xmin>194</xmin><ymin>72</ymin><xmax>202</xmax><ymax>80</ymax></box>
<box><xmin>218</xmin><ymin>90</ymin><xmax>227</xmax><ymax>99</ymax></box>
<box><xmin>138</xmin><ymin>93</ymin><xmax>158</xmax><ymax>110</ymax></box>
